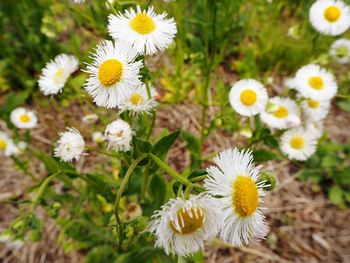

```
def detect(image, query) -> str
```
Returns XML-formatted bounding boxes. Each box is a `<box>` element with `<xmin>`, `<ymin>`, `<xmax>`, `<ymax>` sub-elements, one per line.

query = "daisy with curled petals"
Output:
<box><xmin>261</xmin><ymin>97</ymin><xmax>301</xmax><ymax>129</ymax></box>
<box><xmin>54</xmin><ymin>127</ymin><xmax>85</xmax><ymax>162</ymax></box>
<box><xmin>10</xmin><ymin>107</ymin><xmax>38</xmax><ymax>129</ymax></box>
<box><xmin>309</xmin><ymin>0</ymin><xmax>350</xmax><ymax>36</ymax></box>
<box><xmin>108</xmin><ymin>6</ymin><xmax>177</xmax><ymax>55</ymax></box>
<box><xmin>204</xmin><ymin>148</ymin><xmax>269</xmax><ymax>247</ymax></box>
<box><xmin>0</xmin><ymin>132</ymin><xmax>17</xmax><ymax>157</ymax></box>
<box><xmin>38</xmin><ymin>54</ymin><xmax>79</xmax><ymax>96</ymax></box>
<box><xmin>280</xmin><ymin>127</ymin><xmax>318</xmax><ymax>161</ymax></box>
<box><xmin>229</xmin><ymin>79</ymin><xmax>268</xmax><ymax>117</ymax></box>
<box><xmin>294</xmin><ymin>64</ymin><xmax>338</xmax><ymax>100</ymax></box>
<box><xmin>302</xmin><ymin>98</ymin><xmax>330</xmax><ymax>122</ymax></box>
<box><xmin>330</xmin><ymin>38</ymin><xmax>350</xmax><ymax>64</ymax></box>
<box><xmin>105</xmin><ymin>119</ymin><xmax>133</xmax><ymax>152</ymax></box>
<box><xmin>119</xmin><ymin>84</ymin><xmax>158</xmax><ymax>115</ymax></box>
<box><xmin>84</xmin><ymin>40</ymin><xmax>143</xmax><ymax>108</ymax></box>
<box><xmin>148</xmin><ymin>194</ymin><xmax>222</xmax><ymax>257</ymax></box>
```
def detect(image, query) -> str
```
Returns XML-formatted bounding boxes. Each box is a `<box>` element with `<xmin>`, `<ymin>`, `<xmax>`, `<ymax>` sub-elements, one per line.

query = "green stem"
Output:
<box><xmin>114</xmin><ymin>154</ymin><xmax>148</xmax><ymax>225</ymax></box>
<box><xmin>189</xmin><ymin>174</ymin><xmax>207</xmax><ymax>182</ymax></box>
<box><xmin>141</xmin><ymin>163</ymin><xmax>151</xmax><ymax>200</ymax></box>
<box><xmin>337</xmin><ymin>93</ymin><xmax>350</xmax><ymax>99</ymax></box>
<box><xmin>146</xmin><ymin>112</ymin><xmax>156</xmax><ymax>140</ymax></box>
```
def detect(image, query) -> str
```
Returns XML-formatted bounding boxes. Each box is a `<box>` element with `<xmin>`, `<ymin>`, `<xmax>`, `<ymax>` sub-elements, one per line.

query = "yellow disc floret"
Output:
<box><xmin>130</xmin><ymin>93</ymin><xmax>144</xmax><ymax>105</ymax></box>
<box><xmin>240</xmin><ymin>89</ymin><xmax>257</xmax><ymax>106</ymax></box>
<box><xmin>170</xmin><ymin>207</ymin><xmax>204</xmax><ymax>235</ymax></box>
<box><xmin>0</xmin><ymin>139</ymin><xmax>7</xmax><ymax>150</ymax></box>
<box><xmin>324</xmin><ymin>6</ymin><xmax>341</xmax><ymax>22</ymax></box>
<box><xmin>308</xmin><ymin>76</ymin><xmax>324</xmax><ymax>90</ymax></box>
<box><xmin>307</xmin><ymin>99</ymin><xmax>320</xmax><ymax>109</ymax></box>
<box><xmin>130</xmin><ymin>13</ymin><xmax>156</xmax><ymax>35</ymax></box>
<box><xmin>233</xmin><ymin>176</ymin><xmax>259</xmax><ymax>217</ymax></box>
<box><xmin>20</xmin><ymin>114</ymin><xmax>30</xmax><ymax>123</ymax></box>
<box><xmin>290</xmin><ymin>136</ymin><xmax>305</xmax><ymax>150</ymax></box>
<box><xmin>98</xmin><ymin>59</ymin><xmax>123</xmax><ymax>86</ymax></box>
<box><xmin>273</xmin><ymin>106</ymin><xmax>289</xmax><ymax>118</ymax></box>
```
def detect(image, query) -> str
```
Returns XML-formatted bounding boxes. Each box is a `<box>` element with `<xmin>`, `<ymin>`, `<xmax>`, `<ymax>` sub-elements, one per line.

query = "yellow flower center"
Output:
<box><xmin>170</xmin><ymin>207</ymin><xmax>204</xmax><ymax>235</ymax></box>
<box><xmin>55</xmin><ymin>68</ymin><xmax>64</xmax><ymax>78</ymax></box>
<box><xmin>233</xmin><ymin>176</ymin><xmax>259</xmax><ymax>217</ymax></box>
<box><xmin>98</xmin><ymin>59</ymin><xmax>123</xmax><ymax>86</ymax></box>
<box><xmin>273</xmin><ymin>106</ymin><xmax>289</xmax><ymax>118</ymax></box>
<box><xmin>240</xmin><ymin>89</ymin><xmax>257</xmax><ymax>106</ymax></box>
<box><xmin>308</xmin><ymin>76</ymin><xmax>324</xmax><ymax>90</ymax></box>
<box><xmin>307</xmin><ymin>99</ymin><xmax>320</xmax><ymax>109</ymax></box>
<box><xmin>20</xmin><ymin>114</ymin><xmax>30</xmax><ymax>123</ymax></box>
<box><xmin>0</xmin><ymin>139</ymin><xmax>7</xmax><ymax>150</ymax></box>
<box><xmin>129</xmin><ymin>13</ymin><xmax>156</xmax><ymax>35</ymax></box>
<box><xmin>324</xmin><ymin>6</ymin><xmax>341</xmax><ymax>22</ymax></box>
<box><xmin>290</xmin><ymin>136</ymin><xmax>305</xmax><ymax>150</ymax></box>
<box><xmin>130</xmin><ymin>93</ymin><xmax>144</xmax><ymax>105</ymax></box>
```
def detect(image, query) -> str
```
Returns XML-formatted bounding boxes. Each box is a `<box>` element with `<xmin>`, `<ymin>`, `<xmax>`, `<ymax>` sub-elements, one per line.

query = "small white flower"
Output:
<box><xmin>305</xmin><ymin>121</ymin><xmax>324</xmax><ymax>139</ymax></box>
<box><xmin>119</xmin><ymin>84</ymin><xmax>158</xmax><ymax>115</ymax></box>
<box><xmin>0</xmin><ymin>234</ymin><xmax>24</xmax><ymax>250</ymax></box>
<box><xmin>309</xmin><ymin>0</ymin><xmax>350</xmax><ymax>36</ymax></box>
<box><xmin>54</xmin><ymin>127</ymin><xmax>85</xmax><ymax>162</ymax></box>
<box><xmin>330</xmin><ymin>38</ymin><xmax>350</xmax><ymax>64</ymax></box>
<box><xmin>108</xmin><ymin>6</ymin><xmax>177</xmax><ymax>55</ymax></box>
<box><xmin>302</xmin><ymin>98</ymin><xmax>330</xmax><ymax>122</ymax></box>
<box><xmin>38</xmin><ymin>54</ymin><xmax>79</xmax><ymax>95</ymax></box>
<box><xmin>10</xmin><ymin>107</ymin><xmax>38</xmax><ymax>129</ymax></box>
<box><xmin>148</xmin><ymin>194</ymin><xmax>222</xmax><ymax>257</ymax></box>
<box><xmin>261</xmin><ymin>97</ymin><xmax>300</xmax><ymax>129</ymax></box>
<box><xmin>92</xmin><ymin>131</ymin><xmax>105</xmax><ymax>143</ymax></box>
<box><xmin>74</xmin><ymin>0</ymin><xmax>85</xmax><ymax>3</ymax></box>
<box><xmin>280</xmin><ymin>127</ymin><xmax>318</xmax><ymax>161</ymax></box>
<box><xmin>105</xmin><ymin>119</ymin><xmax>132</xmax><ymax>152</ymax></box>
<box><xmin>294</xmin><ymin>64</ymin><xmax>338</xmax><ymax>100</ymax></box>
<box><xmin>284</xmin><ymin>77</ymin><xmax>298</xmax><ymax>90</ymax></box>
<box><xmin>229</xmin><ymin>79</ymin><xmax>268</xmax><ymax>117</ymax></box>
<box><xmin>0</xmin><ymin>132</ymin><xmax>17</xmax><ymax>157</ymax></box>
<box><xmin>204</xmin><ymin>148</ymin><xmax>269</xmax><ymax>247</ymax></box>
<box><xmin>84</xmin><ymin>40</ymin><xmax>143</xmax><ymax>108</ymax></box>
<box><xmin>82</xmin><ymin>113</ymin><xmax>99</xmax><ymax>124</ymax></box>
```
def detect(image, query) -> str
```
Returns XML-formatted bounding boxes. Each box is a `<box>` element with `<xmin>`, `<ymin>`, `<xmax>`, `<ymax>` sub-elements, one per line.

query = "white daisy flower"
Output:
<box><xmin>54</xmin><ymin>127</ymin><xmax>85</xmax><ymax>162</ymax></box>
<box><xmin>82</xmin><ymin>113</ymin><xmax>99</xmax><ymax>124</ymax></box>
<box><xmin>84</xmin><ymin>40</ymin><xmax>143</xmax><ymax>108</ymax></box>
<box><xmin>261</xmin><ymin>97</ymin><xmax>301</xmax><ymax>129</ymax></box>
<box><xmin>330</xmin><ymin>38</ymin><xmax>350</xmax><ymax>64</ymax></box>
<box><xmin>284</xmin><ymin>77</ymin><xmax>298</xmax><ymax>90</ymax></box>
<box><xmin>204</xmin><ymin>148</ymin><xmax>269</xmax><ymax>247</ymax></box>
<box><xmin>294</xmin><ymin>64</ymin><xmax>338</xmax><ymax>100</ymax></box>
<box><xmin>229</xmin><ymin>79</ymin><xmax>268</xmax><ymax>116</ymax></box>
<box><xmin>38</xmin><ymin>54</ymin><xmax>79</xmax><ymax>95</ymax></box>
<box><xmin>119</xmin><ymin>84</ymin><xmax>158</xmax><ymax>115</ymax></box>
<box><xmin>280</xmin><ymin>127</ymin><xmax>318</xmax><ymax>161</ymax></box>
<box><xmin>305</xmin><ymin>121</ymin><xmax>324</xmax><ymax>139</ymax></box>
<box><xmin>302</xmin><ymin>98</ymin><xmax>330</xmax><ymax>122</ymax></box>
<box><xmin>105</xmin><ymin>119</ymin><xmax>132</xmax><ymax>152</ymax></box>
<box><xmin>92</xmin><ymin>131</ymin><xmax>105</xmax><ymax>143</ymax></box>
<box><xmin>108</xmin><ymin>6</ymin><xmax>177</xmax><ymax>55</ymax></box>
<box><xmin>0</xmin><ymin>132</ymin><xmax>17</xmax><ymax>157</ymax></box>
<box><xmin>10</xmin><ymin>107</ymin><xmax>38</xmax><ymax>129</ymax></box>
<box><xmin>309</xmin><ymin>0</ymin><xmax>350</xmax><ymax>36</ymax></box>
<box><xmin>148</xmin><ymin>194</ymin><xmax>222</xmax><ymax>257</ymax></box>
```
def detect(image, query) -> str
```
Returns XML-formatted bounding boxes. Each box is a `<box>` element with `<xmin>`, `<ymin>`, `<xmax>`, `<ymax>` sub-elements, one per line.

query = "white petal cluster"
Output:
<box><xmin>54</xmin><ymin>127</ymin><xmax>85</xmax><ymax>162</ymax></box>
<box><xmin>105</xmin><ymin>119</ymin><xmax>132</xmax><ymax>152</ymax></box>
<box><xmin>330</xmin><ymin>38</ymin><xmax>350</xmax><ymax>64</ymax></box>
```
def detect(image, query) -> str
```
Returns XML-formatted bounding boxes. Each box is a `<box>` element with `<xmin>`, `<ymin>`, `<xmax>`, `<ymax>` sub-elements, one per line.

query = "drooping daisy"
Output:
<box><xmin>305</xmin><ymin>121</ymin><xmax>324</xmax><ymax>139</ymax></box>
<box><xmin>84</xmin><ymin>40</ymin><xmax>143</xmax><ymax>108</ymax></box>
<box><xmin>0</xmin><ymin>132</ymin><xmax>17</xmax><ymax>157</ymax></box>
<box><xmin>280</xmin><ymin>127</ymin><xmax>318</xmax><ymax>161</ymax></box>
<box><xmin>105</xmin><ymin>119</ymin><xmax>132</xmax><ymax>152</ymax></box>
<box><xmin>148</xmin><ymin>194</ymin><xmax>222</xmax><ymax>256</ymax></box>
<box><xmin>82</xmin><ymin>113</ymin><xmax>99</xmax><ymax>124</ymax></box>
<box><xmin>119</xmin><ymin>84</ymin><xmax>158</xmax><ymax>114</ymax></box>
<box><xmin>54</xmin><ymin>127</ymin><xmax>85</xmax><ymax>162</ymax></box>
<box><xmin>294</xmin><ymin>64</ymin><xmax>338</xmax><ymax>100</ymax></box>
<box><xmin>10</xmin><ymin>107</ymin><xmax>38</xmax><ymax>129</ymax></box>
<box><xmin>92</xmin><ymin>131</ymin><xmax>105</xmax><ymax>143</ymax></box>
<box><xmin>302</xmin><ymin>98</ymin><xmax>330</xmax><ymax>122</ymax></box>
<box><xmin>229</xmin><ymin>79</ymin><xmax>268</xmax><ymax>116</ymax></box>
<box><xmin>309</xmin><ymin>0</ymin><xmax>350</xmax><ymax>36</ymax></box>
<box><xmin>261</xmin><ymin>97</ymin><xmax>301</xmax><ymax>129</ymax></box>
<box><xmin>108</xmin><ymin>6</ymin><xmax>177</xmax><ymax>55</ymax></box>
<box><xmin>330</xmin><ymin>38</ymin><xmax>350</xmax><ymax>64</ymax></box>
<box><xmin>204</xmin><ymin>148</ymin><xmax>269</xmax><ymax>247</ymax></box>
<box><xmin>38</xmin><ymin>54</ymin><xmax>79</xmax><ymax>95</ymax></box>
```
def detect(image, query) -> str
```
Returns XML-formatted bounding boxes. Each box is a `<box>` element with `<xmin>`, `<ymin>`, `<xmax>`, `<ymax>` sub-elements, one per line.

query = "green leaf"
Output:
<box><xmin>149</xmin><ymin>174</ymin><xmax>167</xmax><ymax>210</ymax></box>
<box><xmin>132</xmin><ymin>136</ymin><xmax>152</xmax><ymax>166</ymax></box>
<box><xmin>84</xmin><ymin>173</ymin><xmax>117</xmax><ymax>202</ymax></box>
<box><xmin>0</xmin><ymin>91</ymin><xmax>30</xmax><ymax>120</ymax></box>
<box><xmin>328</xmin><ymin>186</ymin><xmax>344</xmax><ymax>207</ymax></box>
<box><xmin>188</xmin><ymin>169</ymin><xmax>207</xmax><ymax>181</ymax></box>
<box><xmin>337</xmin><ymin>100</ymin><xmax>350</xmax><ymax>112</ymax></box>
<box><xmin>253</xmin><ymin>149</ymin><xmax>280</xmax><ymax>162</ymax></box>
<box><xmin>86</xmin><ymin>245</ymin><xmax>117</xmax><ymax>263</ymax></box>
<box><xmin>152</xmin><ymin>131</ymin><xmax>180</xmax><ymax>159</ymax></box>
